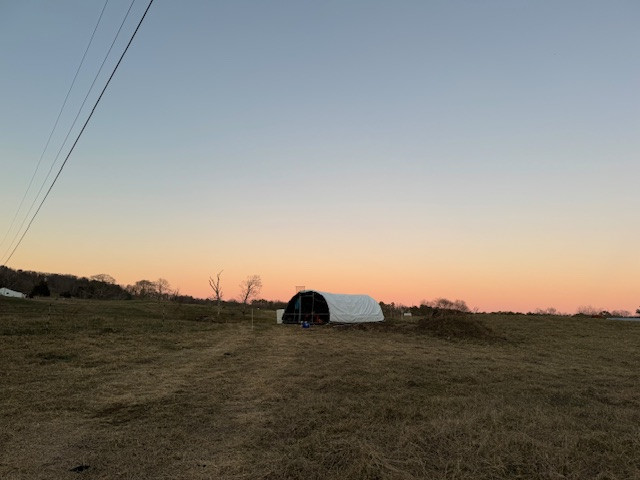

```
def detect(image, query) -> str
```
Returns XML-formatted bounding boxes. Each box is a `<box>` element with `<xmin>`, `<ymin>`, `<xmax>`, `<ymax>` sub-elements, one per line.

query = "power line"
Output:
<box><xmin>0</xmin><ymin>0</ymin><xmax>110</xmax><ymax>251</ymax></box>
<box><xmin>1</xmin><ymin>0</ymin><xmax>155</xmax><ymax>267</ymax></box>
<box><xmin>0</xmin><ymin>0</ymin><xmax>137</xmax><ymax>263</ymax></box>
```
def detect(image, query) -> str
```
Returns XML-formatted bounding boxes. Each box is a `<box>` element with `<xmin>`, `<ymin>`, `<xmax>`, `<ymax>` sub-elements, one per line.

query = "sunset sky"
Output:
<box><xmin>1</xmin><ymin>1</ymin><xmax>638</xmax><ymax>313</ymax></box>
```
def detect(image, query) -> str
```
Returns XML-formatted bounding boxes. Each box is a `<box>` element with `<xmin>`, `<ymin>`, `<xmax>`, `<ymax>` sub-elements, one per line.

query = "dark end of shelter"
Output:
<box><xmin>282</xmin><ymin>291</ymin><xmax>330</xmax><ymax>325</ymax></box>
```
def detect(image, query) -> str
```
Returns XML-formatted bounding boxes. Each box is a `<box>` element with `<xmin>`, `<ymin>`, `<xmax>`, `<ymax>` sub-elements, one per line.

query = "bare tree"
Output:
<box><xmin>90</xmin><ymin>274</ymin><xmax>116</xmax><ymax>284</ymax></box>
<box><xmin>156</xmin><ymin>278</ymin><xmax>171</xmax><ymax>300</ymax></box>
<box><xmin>129</xmin><ymin>279</ymin><xmax>156</xmax><ymax>298</ymax></box>
<box><xmin>432</xmin><ymin>298</ymin><xmax>455</xmax><ymax>310</ymax></box>
<box><xmin>576</xmin><ymin>305</ymin><xmax>599</xmax><ymax>316</ymax></box>
<box><xmin>239</xmin><ymin>274</ymin><xmax>262</xmax><ymax>314</ymax></box>
<box><xmin>452</xmin><ymin>299</ymin><xmax>470</xmax><ymax>313</ymax></box>
<box><xmin>89</xmin><ymin>274</ymin><xmax>117</xmax><ymax>299</ymax></box>
<box><xmin>209</xmin><ymin>270</ymin><xmax>223</xmax><ymax>317</ymax></box>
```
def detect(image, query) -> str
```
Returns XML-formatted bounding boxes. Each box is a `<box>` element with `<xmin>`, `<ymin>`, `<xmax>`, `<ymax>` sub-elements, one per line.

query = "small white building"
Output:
<box><xmin>0</xmin><ymin>287</ymin><xmax>26</xmax><ymax>299</ymax></box>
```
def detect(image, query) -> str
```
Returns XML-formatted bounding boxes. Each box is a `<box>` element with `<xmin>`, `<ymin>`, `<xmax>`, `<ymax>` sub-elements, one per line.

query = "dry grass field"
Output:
<box><xmin>1</xmin><ymin>297</ymin><xmax>639</xmax><ymax>479</ymax></box>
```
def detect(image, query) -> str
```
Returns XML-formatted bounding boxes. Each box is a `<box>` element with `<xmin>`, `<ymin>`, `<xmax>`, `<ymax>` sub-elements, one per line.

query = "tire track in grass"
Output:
<box><xmin>186</xmin><ymin>325</ymin><xmax>306</xmax><ymax>479</ymax></box>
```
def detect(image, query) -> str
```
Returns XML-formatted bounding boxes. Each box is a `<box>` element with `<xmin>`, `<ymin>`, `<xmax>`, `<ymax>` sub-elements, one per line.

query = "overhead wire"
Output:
<box><xmin>0</xmin><ymin>0</ymin><xmax>110</xmax><ymax>251</ymax></box>
<box><xmin>0</xmin><ymin>0</ymin><xmax>137</xmax><ymax>264</ymax></box>
<box><xmin>1</xmin><ymin>0</ymin><xmax>155</xmax><ymax>267</ymax></box>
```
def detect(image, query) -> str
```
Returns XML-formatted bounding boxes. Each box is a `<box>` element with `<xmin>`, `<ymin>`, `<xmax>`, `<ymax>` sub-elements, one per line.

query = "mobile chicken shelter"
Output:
<box><xmin>282</xmin><ymin>290</ymin><xmax>384</xmax><ymax>324</ymax></box>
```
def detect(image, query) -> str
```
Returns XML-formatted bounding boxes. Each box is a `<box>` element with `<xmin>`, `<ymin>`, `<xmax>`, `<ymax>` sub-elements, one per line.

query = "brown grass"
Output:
<box><xmin>1</xmin><ymin>297</ymin><xmax>640</xmax><ymax>479</ymax></box>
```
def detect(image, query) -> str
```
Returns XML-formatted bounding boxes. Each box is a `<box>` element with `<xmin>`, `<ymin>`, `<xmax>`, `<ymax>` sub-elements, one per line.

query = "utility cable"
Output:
<box><xmin>0</xmin><ymin>0</ymin><xmax>137</xmax><ymax>264</ymax></box>
<box><xmin>0</xmin><ymin>0</ymin><xmax>136</xmax><ymax>263</ymax></box>
<box><xmin>0</xmin><ymin>0</ymin><xmax>110</xmax><ymax>250</ymax></box>
<box><xmin>1</xmin><ymin>0</ymin><xmax>155</xmax><ymax>266</ymax></box>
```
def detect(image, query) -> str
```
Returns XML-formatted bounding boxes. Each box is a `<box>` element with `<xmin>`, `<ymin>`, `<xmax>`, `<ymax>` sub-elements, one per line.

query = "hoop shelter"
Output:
<box><xmin>282</xmin><ymin>290</ymin><xmax>384</xmax><ymax>325</ymax></box>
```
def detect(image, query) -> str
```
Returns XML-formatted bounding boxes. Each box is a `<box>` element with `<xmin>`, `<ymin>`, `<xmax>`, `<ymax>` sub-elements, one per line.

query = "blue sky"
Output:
<box><xmin>0</xmin><ymin>1</ymin><xmax>638</xmax><ymax>312</ymax></box>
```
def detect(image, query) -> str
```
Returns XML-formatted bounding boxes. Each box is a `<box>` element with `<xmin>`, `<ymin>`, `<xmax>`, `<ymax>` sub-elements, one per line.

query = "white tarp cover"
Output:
<box><xmin>308</xmin><ymin>290</ymin><xmax>384</xmax><ymax>324</ymax></box>
<box><xmin>0</xmin><ymin>287</ymin><xmax>26</xmax><ymax>298</ymax></box>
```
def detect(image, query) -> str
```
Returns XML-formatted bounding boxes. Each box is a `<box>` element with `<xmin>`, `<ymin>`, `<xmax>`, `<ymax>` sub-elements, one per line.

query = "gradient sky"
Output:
<box><xmin>1</xmin><ymin>1</ymin><xmax>638</xmax><ymax>313</ymax></box>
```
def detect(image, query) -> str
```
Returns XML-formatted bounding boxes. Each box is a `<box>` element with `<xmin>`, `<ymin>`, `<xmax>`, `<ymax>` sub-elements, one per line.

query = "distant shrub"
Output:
<box><xmin>30</xmin><ymin>279</ymin><xmax>50</xmax><ymax>298</ymax></box>
<box><xmin>576</xmin><ymin>305</ymin><xmax>600</xmax><ymax>316</ymax></box>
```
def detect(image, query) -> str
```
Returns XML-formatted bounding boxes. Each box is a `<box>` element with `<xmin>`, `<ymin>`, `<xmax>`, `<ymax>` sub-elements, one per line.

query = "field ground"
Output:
<box><xmin>1</xmin><ymin>297</ymin><xmax>639</xmax><ymax>479</ymax></box>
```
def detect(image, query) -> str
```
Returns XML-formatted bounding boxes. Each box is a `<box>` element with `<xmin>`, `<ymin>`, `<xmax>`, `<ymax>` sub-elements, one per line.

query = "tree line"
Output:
<box><xmin>0</xmin><ymin>266</ymin><xmax>129</xmax><ymax>299</ymax></box>
<box><xmin>0</xmin><ymin>266</ymin><xmax>284</xmax><ymax>310</ymax></box>
<box><xmin>379</xmin><ymin>298</ymin><xmax>471</xmax><ymax>319</ymax></box>
<box><xmin>3</xmin><ymin>265</ymin><xmax>638</xmax><ymax>316</ymax></box>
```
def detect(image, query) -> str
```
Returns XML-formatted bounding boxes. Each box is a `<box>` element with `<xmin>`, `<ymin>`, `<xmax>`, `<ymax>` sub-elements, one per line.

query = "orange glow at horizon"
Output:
<box><xmin>6</xmin><ymin>200</ymin><xmax>638</xmax><ymax>315</ymax></box>
<box><xmin>11</xmin><ymin>245</ymin><xmax>638</xmax><ymax>315</ymax></box>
